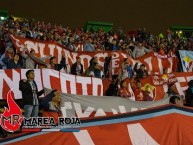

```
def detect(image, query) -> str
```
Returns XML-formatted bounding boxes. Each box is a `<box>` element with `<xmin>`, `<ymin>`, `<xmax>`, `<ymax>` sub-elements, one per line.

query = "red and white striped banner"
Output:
<box><xmin>0</xmin><ymin>69</ymin><xmax>103</xmax><ymax>100</ymax></box>
<box><xmin>10</xmin><ymin>35</ymin><xmax>178</xmax><ymax>74</ymax></box>
<box><xmin>0</xmin><ymin>69</ymin><xmax>192</xmax><ymax>100</ymax></box>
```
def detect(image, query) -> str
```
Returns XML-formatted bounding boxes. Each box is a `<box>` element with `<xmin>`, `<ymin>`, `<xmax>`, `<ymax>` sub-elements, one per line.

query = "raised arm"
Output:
<box><xmin>21</xmin><ymin>47</ymin><xmax>28</xmax><ymax>59</ymax></box>
<box><xmin>143</xmin><ymin>47</ymin><xmax>152</xmax><ymax>53</ymax></box>
<box><xmin>132</xmin><ymin>47</ymin><xmax>137</xmax><ymax>59</ymax></box>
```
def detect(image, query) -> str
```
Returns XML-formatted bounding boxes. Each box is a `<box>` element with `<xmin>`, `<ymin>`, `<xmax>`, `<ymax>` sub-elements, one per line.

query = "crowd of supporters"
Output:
<box><xmin>0</xmin><ymin>15</ymin><xmax>193</xmax><ymax>104</ymax></box>
<box><xmin>1</xmin><ymin>15</ymin><xmax>193</xmax><ymax>138</ymax></box>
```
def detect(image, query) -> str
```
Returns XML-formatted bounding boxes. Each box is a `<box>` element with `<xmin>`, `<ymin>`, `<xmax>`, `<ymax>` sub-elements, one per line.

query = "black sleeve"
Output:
<box><xmin>80</xmin><ymin>64</ymin><xmax>83</xmax><ymax>75</ymax></box>
<box><xmin>134</xmin><ymin>62</ymin><xmax>138</xmax><ymax>72</ymax></box>
<box><xmin>38</xmin><ymin>89</ymin><xmax>45</xmax><ymax>96</ymax></box>
<box><xmin>2</xmin><ymin>57</ymin><xmax>9</xmax><ymax>65</ymax></box>
<box><xmin>107</xmin><ymin>56</ymin><xmax>112</xmax><ymax>64</ymax></box>
<box><xmin>19</xmin><ymin>80</ymin><xmax>28</xmax><ymax>91</ymax></box>
<box><xmin>71</xmin><ymin>63</ymin><xmax>76</xmax><ymax>75</ymax></box>
<box><xmin>106</xmin><ymin>83</ymin><xmax>118</xmax><ymax>96</ymax></box>
<box><xmin>59</xmin><ymin>57</ymin><xmax>67</xmax><ymax>70</ymax></box>
<box><xmin>185</xmin><ymin>88</ymin><xmax>192</xmax><ymax>104</ymax></box>
<box><xmin>40</xmin><ymin>91</ymin><xmax>55</xmax><ymax>109</ymax></box>
<box><xmin>55</xmin><ymin>57</ymin><xmax>67</xmax><ymax>71</ymax></box>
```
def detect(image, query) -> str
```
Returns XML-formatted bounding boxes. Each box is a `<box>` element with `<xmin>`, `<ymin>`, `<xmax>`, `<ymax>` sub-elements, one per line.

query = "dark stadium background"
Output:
<box><xmin>0</xmin><ymin>0</ymin><xmax>193</xmax><ymax>34</ymax></box>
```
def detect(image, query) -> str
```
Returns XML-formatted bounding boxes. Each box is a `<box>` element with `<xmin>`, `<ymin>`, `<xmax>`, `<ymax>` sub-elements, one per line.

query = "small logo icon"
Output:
<box><xmin>0</xmin><ymin>90</ymin><xmax>23</xmax><ymax>132</ymax></box>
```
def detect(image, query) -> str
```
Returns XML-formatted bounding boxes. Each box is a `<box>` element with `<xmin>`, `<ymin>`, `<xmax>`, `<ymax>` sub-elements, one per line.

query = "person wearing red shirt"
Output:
<box><xmin>130</xmin><ymin>79</ymin><xmax>144</xmax><ymax>101</ymax></box>
<box><xmin>118</xmin><ymin>80</ymin><xmax>131</xmax><ymax>98</ymax></box>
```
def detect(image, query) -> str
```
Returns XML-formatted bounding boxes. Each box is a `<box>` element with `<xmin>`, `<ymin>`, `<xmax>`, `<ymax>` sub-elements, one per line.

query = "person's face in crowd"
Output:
<box><xmin>50</xmin><ymin>30</ymin><xmax>54</xmax><ymax>34</ymax></box>
<box><xmin>164</xmin><ymin>68</ymin><xmax>169</xmax><ymax>74</ymax></box>
<box><xmin>112</xmin><ymin>40</ymin><xmax>117</xmax><ymax>45</ymax></box>
<box><xmin>14</xmin><ymin>54</ymin><xmax>19</xmax><ymax>61</ymax></box>
<box><xmin>136</xmin><ymin>82</ymin><xmax>141</xmax><ymax>88</ymax></box>
<box><xmin>27</xmin><ymin>71</ymin><xmax>35</xmax><ymax>80</ymax></box>
<box><xmin>161</xmin><ymin>39</ymin><xmax>165</xmax><ymax>43</ymax></box>
<box><xmin>125</xmin><ymin>58</ymin><xmax>130</xmax><ymax>64</ymax></box>
<box><xmin>70</xmin><ymin>37</ymin><xmax>74</xmax><ymax>43</ymax></box>
<box><xmin>123</xmin><ymin>44</ymin><xmax>127</xmax><ymax>49</ymax></box>
<box><xmin>22</xmin><ymin>26</ymin><xmax>27</xmax><ymax>31</ymax></box>
<box><xmin>88</xmin><ymin>38</ymin><xmax>92</xmax><ymax>43</ymax></box>
<box><xmin>77</xmin><ymin>58</ymin><xmax>81</xmax><ymax>63</ymax></box>
<box><xmin>52</xmin><ymin>91</ymin><xmax>61</xmax><ymax>102</ymax></box>
<box><xmin>7</xmin><ymin>47</ymin><xmax>13</xmax><ymax>53</ymax></box>
<box><xmin>174</xmin><ymin>98</ymin><xmax>181</xmax><ymax>106</ymax></box>
<box><xmin>125</xmin><ymin>48</ymin><xmax>129</xmax><ymax>54</ymax></box>
<box><xmin>61</xmin><ymin>33</ymin><xmax>66</xmax><ymax>38</ymax></box>
<box><xmin>180</xmin><ymin>46</ymin><xmax>184</xmax><ymax>50</ymax></box>
<box><xmin>123</xmin><ymin>63</ymin><xmax>128</xmax><ymax>70</ymax></box>
<box><xmin>140</xmin><ymin>65</ymin><xmax>145</xmax><ymax>71</ymax></box>
<box><xmin>36</xmin><ymin>35</ymin><xmax>41</xmax><ymax>40</ymax></box>
<box><xmin>93</xmin><ymin>57</ymin><xmax>98</xmax><ymax>63</ymax></box>
<box><xmin>51</xmin><ymin>58</ymin><xmax>56</xmax><ymax>64</ymax></box>
<box><xmin>30</xmin><ymin>50</ymin><xmax>35</xmax><ymax>56</ymax></box>
<box><xmin>138</xmin><ymin>42</ymin><xmax>142</xmax><ymax>47</ymax></box>
<box><xmin>160</xmin><ymin>44</ymin><xmax>165</xmax><ymax>49</ymax></box>
<box><xmin>94</xmin><ymin>63</ymin><xmax>100</xmax><ymax>70</ymax></box>
<box><xmin>145</xmin><ymin>86</ymin><xmax>151</xmax><ymax>93</ymax></box>
<box><xmin>43</xmin><ymin>36</ymin><xmax>47</xmax><ymax>41</ymax></box>
<box><xmin>54</xmin><ymin>33</ymin><xmax>59</xmax><ymax>38</ymax></box>
<box><xmin>50</xmin><ymin>35</ymin><xmax>54</xmax><ymax>39</ymax></box>
<box><xmin>9</xmin><ymin>28</ymin><xmax>14</xmax><ymax>34</ymax></box>
<box><xmin>142</xmin><ymin>41</ymin><xmax>146</xmax><ymax>46</ymax></box>
<box><xmin>93</xmin><ymin>39</ymin><xmax>97</xmax><ymax>44</ymax></box>
<box><xmin>170</xmin><ymin>85</ymin><xmax>175</xmax><ymax>91</ymax></box>
<box><xmin>68</xmin><ymin>30</ymin><xmax>72</xmax><ymax>34</ymax></box>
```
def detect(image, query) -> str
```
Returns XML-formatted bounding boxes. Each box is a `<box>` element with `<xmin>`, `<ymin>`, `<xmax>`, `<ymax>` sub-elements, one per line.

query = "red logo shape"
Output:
<box><xmin>0</xmin><ymin>90</ymin><xmax>23</xmax><ymax>132</ymax></box>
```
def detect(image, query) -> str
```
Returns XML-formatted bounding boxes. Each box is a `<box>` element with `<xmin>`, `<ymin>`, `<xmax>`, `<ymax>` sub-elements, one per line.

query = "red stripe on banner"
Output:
<box><xmin>102</xmin><ymin>79</ymin><xmax>111</xmax><ymax>96</ymax></box>
<box><xmin>8</xmin><ymin>132</ymin><xmax>80</xmax><ymax>145</ymax></box>
<box><xmin>5</xmin><ymin>69</ymin><xmax>13</xmax><ymax>80</ymax></box>
<box><xmin>66</xmin><ymin>81</ymin><xmax>71</xmax><ymax>94</ymax></box>
<box><xmin>76</xmin><ymin>82</ymin><xmax>83</xmax><ymax>95</ymax></box>
<box><xmin>0</xmin><ymin>69</ymin><xmax>192</xmax><ymax>100</ymax></box>
<box><xmin>75</xmin><ymin>76</ymin><xmax>83</xmax><ymax>95</ymax></box>
<box><xmin>87</xmin><ymin>83</ymin><xmax>93</xmax><ymax>96</ymax></box>
<box><xmin>22</xmin><ymin>128</ymin><xmax>42</xmax><ymax>132</ymax></box>
<box><xmin>3</xmin><ymin>80</ymin><xmax>11</xmax><ymax>99</ymax></box>
<box><xmin>6</xmin><ymin>113</ymin><xmax>193</xmax><ymax>145</ymax></box>
<box><xmin>98</xmin><ymin>84</ymin><xmax>101</xmax><ymax>96</ymax></box>
<box><xmin>152</xmin><ymin>57</ymin><xmax>159</xmax><ymax>73</ymax></box>
<box><xmin>50</xmin><ymin>76</ymin><xmax>61</xmax><ymax>91</ymax></box>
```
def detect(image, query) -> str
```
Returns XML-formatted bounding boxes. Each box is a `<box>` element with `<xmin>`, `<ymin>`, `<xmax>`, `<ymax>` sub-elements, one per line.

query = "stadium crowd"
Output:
<box><xmin>0</xmin><ymin>16</ymin><xmax>193</xmax><ymax>103</ymax></box>
<box><xmin>1</xmin><ymin>15</ymin><xmax>193</xmax><ymax>139</ymax></box>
